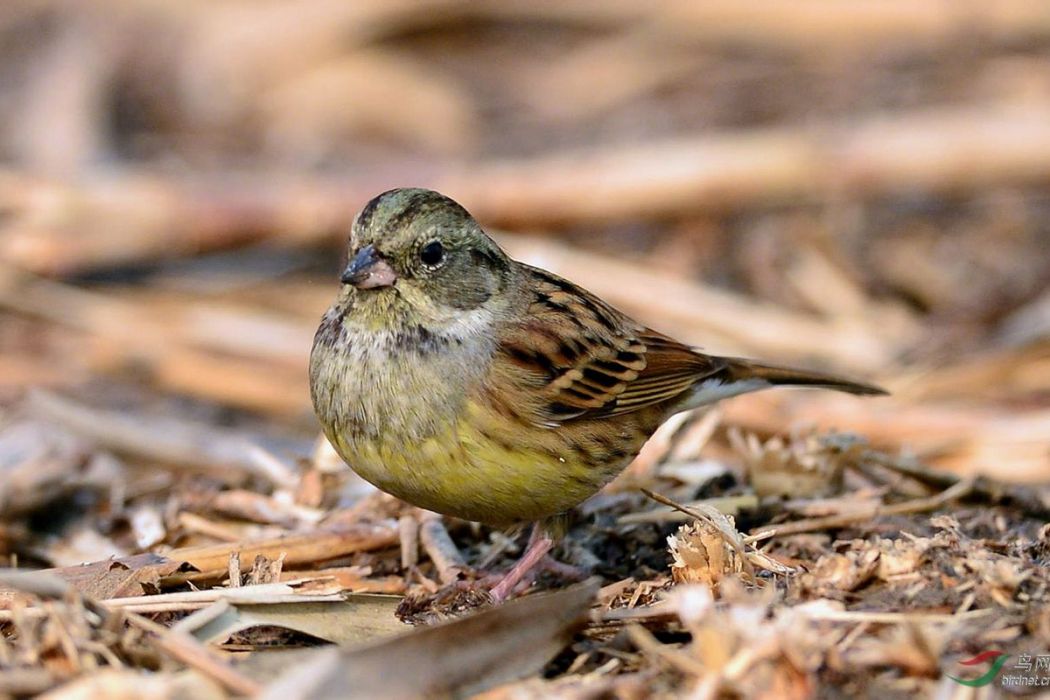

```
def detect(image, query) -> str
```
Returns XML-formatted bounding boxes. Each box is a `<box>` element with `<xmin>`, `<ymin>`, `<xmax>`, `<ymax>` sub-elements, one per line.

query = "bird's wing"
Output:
<box><xmin>495</xmin><ymin>266</ymin><xmax>724</xmax><ymax>425</ymax></box>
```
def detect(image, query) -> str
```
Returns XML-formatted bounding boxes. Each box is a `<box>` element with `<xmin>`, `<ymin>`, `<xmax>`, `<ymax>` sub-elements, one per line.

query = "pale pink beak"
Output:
<box><xmin>341</xmin><ymin>245</ymin><xmax>398</xmax><ymax>289</ymax></box>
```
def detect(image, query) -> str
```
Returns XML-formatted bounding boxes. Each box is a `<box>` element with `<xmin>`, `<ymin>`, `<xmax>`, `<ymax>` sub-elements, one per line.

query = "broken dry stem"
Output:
<box><xmin>642</xmin><ymin>488</ymin><xmax>756</xmax><ymax>580</ymax></box>
<box><xmin>749</xmin><ymin>479</ymin><xmax>974</xmax><ymax>538</ymax></box>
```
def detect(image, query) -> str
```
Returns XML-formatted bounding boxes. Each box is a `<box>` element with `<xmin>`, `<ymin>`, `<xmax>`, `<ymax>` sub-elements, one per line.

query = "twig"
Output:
<box><xmin>418</xmin><ymin>516</ymin><xmax>467</xmax><ymax>584</ymax></box>
<box><xmin>103</xmin><ymin>582</ymin><xmax>344</xmax><ymax>612</ymax></box>
<box><xmin>866</xmin><ymin>451</ymin><xmax>1050</xmax><ymax>520</ymax></box>
<box><xmin>164</xmin><ymin>523</ymin><xmax>399</xmax><ymax>581</ymax></box>
<box><xmin>749</xmin><ymin>479</ymin><xmax>974</xmax><ymax>538</ymax></box>
<box><xmin>125</xmin><ymin>613</ymin><xmax>262</xmax><ymax>696</ymax></box>
<box><xmin>228</xmin><ymin>552</ymin><xmax>242</xmax><ymax>588</ymax></box>
<box><xmin>792</xmin><ymin>607</ymin><xmax>994</xmax><ymax>624</ymax></box>
<box><xmin>399</xmin><ymin>515</ymin><xmax>419</xmax><ymax>571</ymax></box>
<box><xmin>653</xmin><ymin>0</ymin><xmax>1050</xmax><ymax>47</ymax></box>
<box><xmin>178</xmin><ymin>512</ymin><xmax>244</xmax><ymax>543</ymax></box>
<box><xmin>618</xmin><ymin>495</ymin><xmax>760</xmax><ymax>525</ymax></box>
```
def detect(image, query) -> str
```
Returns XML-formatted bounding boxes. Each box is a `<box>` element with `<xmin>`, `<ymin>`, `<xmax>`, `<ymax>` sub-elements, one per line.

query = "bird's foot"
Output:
<box><xmin>484</xmin><ymin>521</ymin><xmax>591</xmax><ymax>602</ymax></box>
<box><xmin>488</xmin><ymin>531</ymin><xmax>554</xmax><ymax>602</ymax></box>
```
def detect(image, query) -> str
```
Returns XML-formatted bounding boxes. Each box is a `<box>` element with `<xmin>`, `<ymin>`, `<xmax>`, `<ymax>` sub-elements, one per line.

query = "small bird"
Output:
<box><xmin>310</xmin><ymin>188</ymin><xmax>886</xmax><ymax>601</ymax></box>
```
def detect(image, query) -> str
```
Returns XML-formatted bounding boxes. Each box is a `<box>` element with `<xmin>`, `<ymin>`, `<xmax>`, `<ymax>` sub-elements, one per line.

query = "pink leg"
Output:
<box><xmin>488</xmin><ymin>525</ymin><xmax>553</xmax><ymax>603</ymax></box>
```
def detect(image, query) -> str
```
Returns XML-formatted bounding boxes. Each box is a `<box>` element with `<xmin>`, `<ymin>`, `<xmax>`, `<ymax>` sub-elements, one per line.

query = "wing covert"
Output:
<box><xmin>495</xmin><ymin>267</ymin><xmax>724</xmax><ymax>426</ymax></box>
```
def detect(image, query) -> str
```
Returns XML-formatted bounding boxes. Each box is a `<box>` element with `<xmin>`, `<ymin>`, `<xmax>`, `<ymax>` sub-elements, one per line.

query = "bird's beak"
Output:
<box><xmin>341</xmin><ymin>245</ymin><xmax>398</xmax><ymax>289</ymax></box>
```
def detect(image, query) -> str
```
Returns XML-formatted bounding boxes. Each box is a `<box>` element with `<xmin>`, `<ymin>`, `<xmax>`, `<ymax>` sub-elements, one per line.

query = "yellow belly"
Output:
<box><xmin>327</xmin><ymin>400</ymin><xmax>626</xmax><ymax>525</ymax></box>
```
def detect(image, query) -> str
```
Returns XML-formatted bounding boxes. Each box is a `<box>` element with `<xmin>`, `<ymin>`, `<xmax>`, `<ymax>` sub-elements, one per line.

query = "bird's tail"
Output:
<box><xmin>684</xmin><ymin>357</ymin><xmax>886</xmax><ymax>409</ymax></box>
<box><xmin>719</xmin><ymin>357</ymin><xmax>887</xmax><ymax>396</ymax></box>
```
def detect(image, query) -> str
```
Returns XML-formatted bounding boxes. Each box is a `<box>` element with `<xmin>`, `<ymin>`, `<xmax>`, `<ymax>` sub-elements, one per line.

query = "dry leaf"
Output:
<box><xmin>175</xmin><ymin>594</ymin><xmax>406</xmax><ymax>646</ymax></box>
<box><xmin>24</xmin><ymin>553</ymin><xmax>192</xmax><ymax>601</ymax></box>
<box><xmin>259</xmin><ymin>579</ymin><xmax>598</xmax><ymax>700</ymax></box>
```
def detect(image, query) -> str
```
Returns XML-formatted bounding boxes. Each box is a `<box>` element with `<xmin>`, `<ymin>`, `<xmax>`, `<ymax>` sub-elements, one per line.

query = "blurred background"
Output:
<box><xmin>1</xmin><ymin>0</ymin><xmax>1049</xmax><ymax>550</ymax></box>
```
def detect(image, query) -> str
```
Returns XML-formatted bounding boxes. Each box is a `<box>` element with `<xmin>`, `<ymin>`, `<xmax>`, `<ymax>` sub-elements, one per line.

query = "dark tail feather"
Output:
<box><xmin>720</xmin><ymin>358</ymin><xmax>888</xmax><ymax>396</ymax></box>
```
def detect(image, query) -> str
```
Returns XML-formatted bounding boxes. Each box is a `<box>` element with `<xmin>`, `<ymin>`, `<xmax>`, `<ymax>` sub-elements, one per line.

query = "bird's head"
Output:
<box><xmin>339</xmin><ymin>188</ymin><xmax>514</xmax><ymax>331</ymax></box>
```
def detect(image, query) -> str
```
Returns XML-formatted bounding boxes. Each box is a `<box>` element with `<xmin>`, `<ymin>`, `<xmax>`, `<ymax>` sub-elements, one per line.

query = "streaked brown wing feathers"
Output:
<box><xmin>604</xmin><ymin>329</ymin><xmax>723</xmax><ymax>415</ymax></box>
<box><xmin>498</xmin><ymin>267</ymin><xmax>722</xmax><ymax>424</ymax></box>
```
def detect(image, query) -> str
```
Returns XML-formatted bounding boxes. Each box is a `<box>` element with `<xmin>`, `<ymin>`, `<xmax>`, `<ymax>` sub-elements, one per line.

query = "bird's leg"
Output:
<box><xmin>488</xmin><ymin>523</ymin><xmax>553</xmax><ymax>603</ymax></box>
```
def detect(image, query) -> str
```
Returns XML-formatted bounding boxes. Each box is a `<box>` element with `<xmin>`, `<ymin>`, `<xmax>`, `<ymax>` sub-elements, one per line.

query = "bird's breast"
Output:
<box><xmin>310</xmin><ymin>309</ymin><xmax>491</xmax><ymax>443</ymax></box>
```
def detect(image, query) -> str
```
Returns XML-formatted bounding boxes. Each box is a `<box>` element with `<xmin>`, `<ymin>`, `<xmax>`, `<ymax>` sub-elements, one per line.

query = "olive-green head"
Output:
<box><xmin>342</xmin><ymin>189</ymin><xmax>513</xmax><ymax>323</ymax></box>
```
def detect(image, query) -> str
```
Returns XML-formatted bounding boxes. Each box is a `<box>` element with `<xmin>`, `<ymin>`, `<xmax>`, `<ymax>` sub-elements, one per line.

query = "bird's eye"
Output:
<box><xmin>419</xmin><ymin>240</ymin><xmax>445</xmax><ymax>267</ymax></box>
